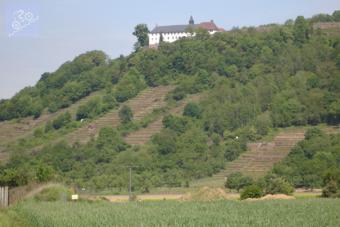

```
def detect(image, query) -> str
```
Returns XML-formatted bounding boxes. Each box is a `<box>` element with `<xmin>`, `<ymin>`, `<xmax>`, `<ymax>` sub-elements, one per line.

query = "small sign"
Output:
<box><xmin>71</xmin><ymin>194</ymin><xmax>79</xmax><ymax>200</ymax></box>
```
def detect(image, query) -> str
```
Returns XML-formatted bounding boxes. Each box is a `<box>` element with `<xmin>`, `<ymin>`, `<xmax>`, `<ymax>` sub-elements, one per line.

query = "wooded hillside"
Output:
<box><xmin>0</xmin><ymin>12</ymin><xmax>339</xmax><ymax>192</ymax></box>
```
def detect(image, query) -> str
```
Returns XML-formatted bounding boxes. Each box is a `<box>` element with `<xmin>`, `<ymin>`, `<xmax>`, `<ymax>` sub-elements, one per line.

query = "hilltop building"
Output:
<box><xmin>148</xmin><ymin>16</ymin><xmax>224</xmax><ymax>48</ymax></box>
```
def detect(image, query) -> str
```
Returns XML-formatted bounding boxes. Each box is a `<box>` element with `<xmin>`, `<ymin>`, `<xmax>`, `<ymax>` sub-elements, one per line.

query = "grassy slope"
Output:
<box><xmin>8</xmin><ymin>199</ymin><xmax>340</xmax><ymax>227</ymax></box>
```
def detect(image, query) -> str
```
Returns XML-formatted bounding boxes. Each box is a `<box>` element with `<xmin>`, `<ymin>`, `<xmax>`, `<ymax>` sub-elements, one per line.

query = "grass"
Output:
<box><xmin>0</xmin><ymin>209</ymin><xmax>27</xmax><ymax>227</ymax></box>
<box><xmin>5</xmin><ymin>198</ymin><xmax>340</xmax><ymax>227</ymax></box>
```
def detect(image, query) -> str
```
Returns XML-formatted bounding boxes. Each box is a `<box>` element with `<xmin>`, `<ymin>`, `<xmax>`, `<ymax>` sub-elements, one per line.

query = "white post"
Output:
<box><xmin>4</xmin><ymin>186</ymin><xmax>8</xmax><ymax>207</ymax></box>
<box><xmin>0</xmin><ymin>187</ymin><xmax>3</xmax><ymax>207</ymax></box>
<box><xmin>0</xmin><ymin>186</ymin><xmax>9</xmax><ymax>207</ymax></box>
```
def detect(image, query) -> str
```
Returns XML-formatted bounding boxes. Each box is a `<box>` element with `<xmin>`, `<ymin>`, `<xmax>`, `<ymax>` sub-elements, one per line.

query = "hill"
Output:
<box><xmin>1</xmin><ymin>12</ymin><xmax>340</xmax><ymax>192</ymax></box>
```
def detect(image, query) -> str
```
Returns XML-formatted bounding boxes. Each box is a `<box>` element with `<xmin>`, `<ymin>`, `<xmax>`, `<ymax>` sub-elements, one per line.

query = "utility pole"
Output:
<box><xmin>125</xmin><ymin>165</ymin><xmax>139</xmax><ymax>201</ymax></box>
<box><xmin>129</xmin><ymin>167</ymin><xmax>132</xmax><ymax>200</ymax></box>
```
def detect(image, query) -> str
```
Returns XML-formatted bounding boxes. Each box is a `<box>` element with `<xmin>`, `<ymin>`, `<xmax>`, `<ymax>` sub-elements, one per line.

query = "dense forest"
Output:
<box><xmin>0</xmin><ymin>11</ymin><xmax>340</xmax><ymax>192</ymax></box>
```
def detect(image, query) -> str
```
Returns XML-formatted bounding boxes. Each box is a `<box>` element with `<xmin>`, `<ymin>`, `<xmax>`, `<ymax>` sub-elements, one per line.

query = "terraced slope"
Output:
<box><xmin>124</xmin><ymin>94</ymin><xmax>201</xmax><ymax>145</ymax></box>
<box><xmin>192</xmin><ymin>130</ymin><xmax>306</xmax><ymax>187</ymax></box>
<box><xmin>221</xmin><ymin>132</ymin><xmax>305</xmax><ymax>178</ymax></box>
<box><xmin>0</xmin><ymin>90</ymin><xmax>104</xmax><ymax>145</ymax></box>
<box><xmin>64</xmin><ymin>86</ymin><xmax>173</xmax><ymax>145</ymax></box>
<box><xmin>0</xmin><ymin>145</ymin><xmax>9</xmax><ymax>163</ymax></box>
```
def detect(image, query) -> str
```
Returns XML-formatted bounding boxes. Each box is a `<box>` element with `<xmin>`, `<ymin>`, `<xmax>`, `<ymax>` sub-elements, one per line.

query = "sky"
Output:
<box><xmin>0</xmin><ymin>0</ymin><xmax>340</xmax><ymax>99</ymax></box>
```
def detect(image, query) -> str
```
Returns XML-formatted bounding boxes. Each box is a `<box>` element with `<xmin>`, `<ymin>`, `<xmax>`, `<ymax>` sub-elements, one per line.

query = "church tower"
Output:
<box><xmin>189</xmin><ymin>16</ymin><xmax>195</xmax><ymax>25</ymax></box>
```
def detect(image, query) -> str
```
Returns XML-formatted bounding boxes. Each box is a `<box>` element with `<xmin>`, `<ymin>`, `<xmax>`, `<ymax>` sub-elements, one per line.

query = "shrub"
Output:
<box><xmin>254</xmin><ymin>112</ymin><xmax>272</xmax><ymax>136</ymax></box>
<box><xmin>322</xmin><ymin>181</ymin><xmax>339</xmax><ymax>198</ymax></box>
<box><xmin>33</xmin><ymin>128</ymin><xmax>44</xmax><ymax>138</ymax></box>
<box><xmin>169</xmin><ymin>87</ymin><xmax>186</xmax><ymax>101</ymax></box>
<box><xmin>183</xmin><ymin>102</ymin><xmax>201</xmax><ymax>118</ymax></box>
<box><xmin>76</xmin><ymin>98</ymin><xmax>102</xmax><ymax>120</ymax></box>
<box><xmin>304</xmin><ymin>127</ymin><xmax>323</xmax><ymax>140</ymax></box>
<box><xmin>322</xmin><ymin>169</ymin><xmax>340</xmax><ymax>198</ymax></box>
<box><xmin>114</xmin><ymin>69</ymin><xmax>146</xmax><ymax>102</ymax></box>
<box><xmin>34</xmin><ymin>186</ymin><xmax>72</xmax><ymax>202</ymax></box>
<box><xmin>225</xmin><ymin>172</ymin><xmax>253</xmax><ymax>192</ymax></box>
<box><xmin>36</xmin><ymin>164</ymin><xmax>54</xmax><ymax>182</ymax></box>
<box><xmin>52</xmin><ymin>112</ymin><xmax>72</xmax><ymax>130</ymax></box>
<box><xmin>162</xmin><ymin>115</ymin><xmax>188</xmax><ymax>133</ymax></box>
<box><xmin>265</xmin><ymin>176</ymin><xmax>294</xmax><ymax>195</ymax></box>
<box><xmin>240</xmin><ymin>185</ymin><xmax>263</xmax><ymax>200</ymax></box>
<box><xmin>119</xmin><ymin>105</ymin><xmax>133</xmax><ymax>124</ymax></box>
<box><xmin>102</xmin><ymin>92</ymin><xmax>117</xmax><ymax>111</ymax></box>
<box><xmin>44</xmin><ymin>121</ymin><xmax>53</xmax><ymax>133</ymax></box>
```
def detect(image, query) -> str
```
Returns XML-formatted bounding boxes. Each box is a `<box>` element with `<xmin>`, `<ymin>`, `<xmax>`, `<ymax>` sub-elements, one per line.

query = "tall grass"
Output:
<box><xmin>12</xmin><ymin>199</ymin><xmax>340</xmax><ymax>227</ymax></box>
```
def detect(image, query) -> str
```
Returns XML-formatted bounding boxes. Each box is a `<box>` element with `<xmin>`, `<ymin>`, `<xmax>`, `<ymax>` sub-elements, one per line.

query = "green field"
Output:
<box><xmin>2</xmin><ymin>199</ymin><xmax>339</xmax><ymax>227</ymax></box>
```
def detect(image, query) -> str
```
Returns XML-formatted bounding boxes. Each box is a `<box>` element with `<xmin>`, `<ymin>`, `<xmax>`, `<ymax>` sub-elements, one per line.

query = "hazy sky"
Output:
<box><xmin>0</xmin><ymin>0</ymin><xmax>339</xmax><ymax>99</ymax></box>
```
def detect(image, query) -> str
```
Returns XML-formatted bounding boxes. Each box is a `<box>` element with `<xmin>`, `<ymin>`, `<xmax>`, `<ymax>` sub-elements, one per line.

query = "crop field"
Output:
<box><xmin>3</xmin><ymin>199</ymin><xmax>339</xmax><ymax>227</ymax></box>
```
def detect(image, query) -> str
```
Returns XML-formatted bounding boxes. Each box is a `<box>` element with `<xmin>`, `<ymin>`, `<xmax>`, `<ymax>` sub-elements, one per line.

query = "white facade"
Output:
<box><xmin>148</xmin><ymin>32</ymin><xmax>191</xmax><ymax>46</ymax></box>
<box><xmin>148</xmin><ymin>30</ymin><xmax>218</xmax><ymax>46</ymax></box>
<box><xmin>148</xmin><ymin>17</ymin><xmax>222</xmax><ymax>47</ymax></box>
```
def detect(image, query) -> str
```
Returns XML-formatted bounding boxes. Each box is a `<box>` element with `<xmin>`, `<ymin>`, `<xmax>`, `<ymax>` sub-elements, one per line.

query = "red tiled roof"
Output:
<box><xmin>198</xmin><ymin>21</ymin><xmax>219</xmax><ymax>31</ymax></box>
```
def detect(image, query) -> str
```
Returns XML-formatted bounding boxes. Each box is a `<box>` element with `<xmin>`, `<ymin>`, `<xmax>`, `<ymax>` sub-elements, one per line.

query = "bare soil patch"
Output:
<box><xmin>245</xmin><ymin>194</ymin><xmax>295</xmax><ymax>201</ymax></box>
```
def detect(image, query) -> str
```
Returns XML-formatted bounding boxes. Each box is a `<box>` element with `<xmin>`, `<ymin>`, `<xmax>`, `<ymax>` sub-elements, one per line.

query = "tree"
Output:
<box><xmin>114</xmin><ymin>69</ymin><xmax>146</xmax><ymax>102</ymax></box>
<box><xmin>293</xmin><ymin>16</ymin><xmax>310</xmax><ymax>46</ymax></box>
<box><xmin>254</xmin><ymin>112</ymin><xmax>272</xmax><ymax>136</ymax></box>
<box><xmin>225</xmin><ymin>172</ymin><xmax>253</xmax><ymax>192</ymax></box>
<box><xmin>332</xmin><ymin>10</ymin><xmax>340</xmax><ymax>22</ymax></box>
<box><xmin>183</xmin><ymin>102</ymin><xmax>201</xmax><ymax>118</ymax></box>
<box><xmin>119</xmin><ymin>105</ymin><xmax>133</xmax><ymax>124</ymax></box>
<box><xmin>152</xmin><ymin>129</ymin><xmax>177</xmax><ymax>155</ymax></box>
<box><xmin>133</xmin><ymin>24</ymin><xmax>149</xmax><ymax>50</ymax></box>
<box><xmin>264</xmin><ymin>175</ymin><xmax>294</xmax><ymax>195</ymax></box>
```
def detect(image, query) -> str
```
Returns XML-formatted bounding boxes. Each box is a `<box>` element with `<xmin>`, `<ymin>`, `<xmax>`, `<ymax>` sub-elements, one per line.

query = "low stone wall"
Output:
<box><xmin>313</xmin><ymin>22</ymin><xmax>340</xmax><ymax>30</ymax></box>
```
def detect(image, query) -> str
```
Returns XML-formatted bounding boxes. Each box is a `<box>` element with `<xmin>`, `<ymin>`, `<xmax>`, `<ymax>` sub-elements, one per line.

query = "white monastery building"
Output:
<box><xmin>148</xmin><ymin>16</ymin><xmax>224</xmax><ymax>48</ymax></box>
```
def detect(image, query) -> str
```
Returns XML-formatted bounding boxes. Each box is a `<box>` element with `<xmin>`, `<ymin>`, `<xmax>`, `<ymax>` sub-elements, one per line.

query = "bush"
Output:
<box><xmin>114</xmin><ymin>69</ymin><xmax>146</xmax><ymax>102</ymax></box>
<box><xmin>322</xmin><ymin>169</ymin><xmax>340</xmax><ymax>198</ymax></box>
<box><xmin>254</xmin><ymin>112</ymin><xmax>272</xmax><ymax>136</ymax></box>
<box><xmin>76</xmin><ymin>98</ymin><xmax>102</xmax><ymax>120</ymax></box>
<box><xmin>225</xmin><ymin>172</ymin><xmax>253</xmax><ymax>192</ymax></box>
<box><xmin>33</xmin><ymin>128</ymin><xmax>44</xmax><ymax>138</ymax></box>
<box><xmin>322</xmin><ymin>181</ymin><xmax>339</xmax><ymax>198</ymax></box>
<box><xmin>52</xmin><ymin>112</ymin><xmax>72</xmax><ymax>130</ymax></box>
<box><xmin>265</xmin><ymin>176</ymin><xmax>294</xmax><ymax>195</ymax></box>
<box><xmin>169</xmin><ymin>87</ymin><xmax>186</xmax><ymax>101</ymax></box>
<box><xmin>240</xmin><ymin>185</ymin><xmax>263</xmax><ymax>200</ymax></box>
<box><xmin>183</xmin><ymin>103</ymin><xmax>201</xmax><ymax>118</ymax></box>
<box><xmin>305</xmin><ymin>127</ymin><xmax>323</xmax><ymax>140</ymax></box>
<box><xmin>119</xmin><ymin>105</ymin><xmax>133</xmax><ymax>124</ymax></box>
<box><xmin>34</xmin><ymin>186</ymin><xmax>72</xmax><ymax>202</ymax></box>
<box><xmin>36</xmin><ymin>164</ymin><xmax>54</xmax><ymax>182</ymax></box>
<box><xmin>162</xmin><ymin>115</ymin><xmax>188</xmax><ymax>133</ymax></box>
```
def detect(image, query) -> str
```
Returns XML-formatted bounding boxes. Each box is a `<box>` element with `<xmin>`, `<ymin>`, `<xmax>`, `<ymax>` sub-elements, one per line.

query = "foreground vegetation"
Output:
<box><xmin>0</xmin><ymin>199</ymin><xmax>337</xmax><ymax>227</ymax></box>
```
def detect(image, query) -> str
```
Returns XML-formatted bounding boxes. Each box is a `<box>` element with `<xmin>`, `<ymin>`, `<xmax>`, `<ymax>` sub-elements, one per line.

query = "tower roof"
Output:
<box><xmin>189</xmin><ymin>16</ymin><xmax>194</xmax><ymax>25</ymax></box>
